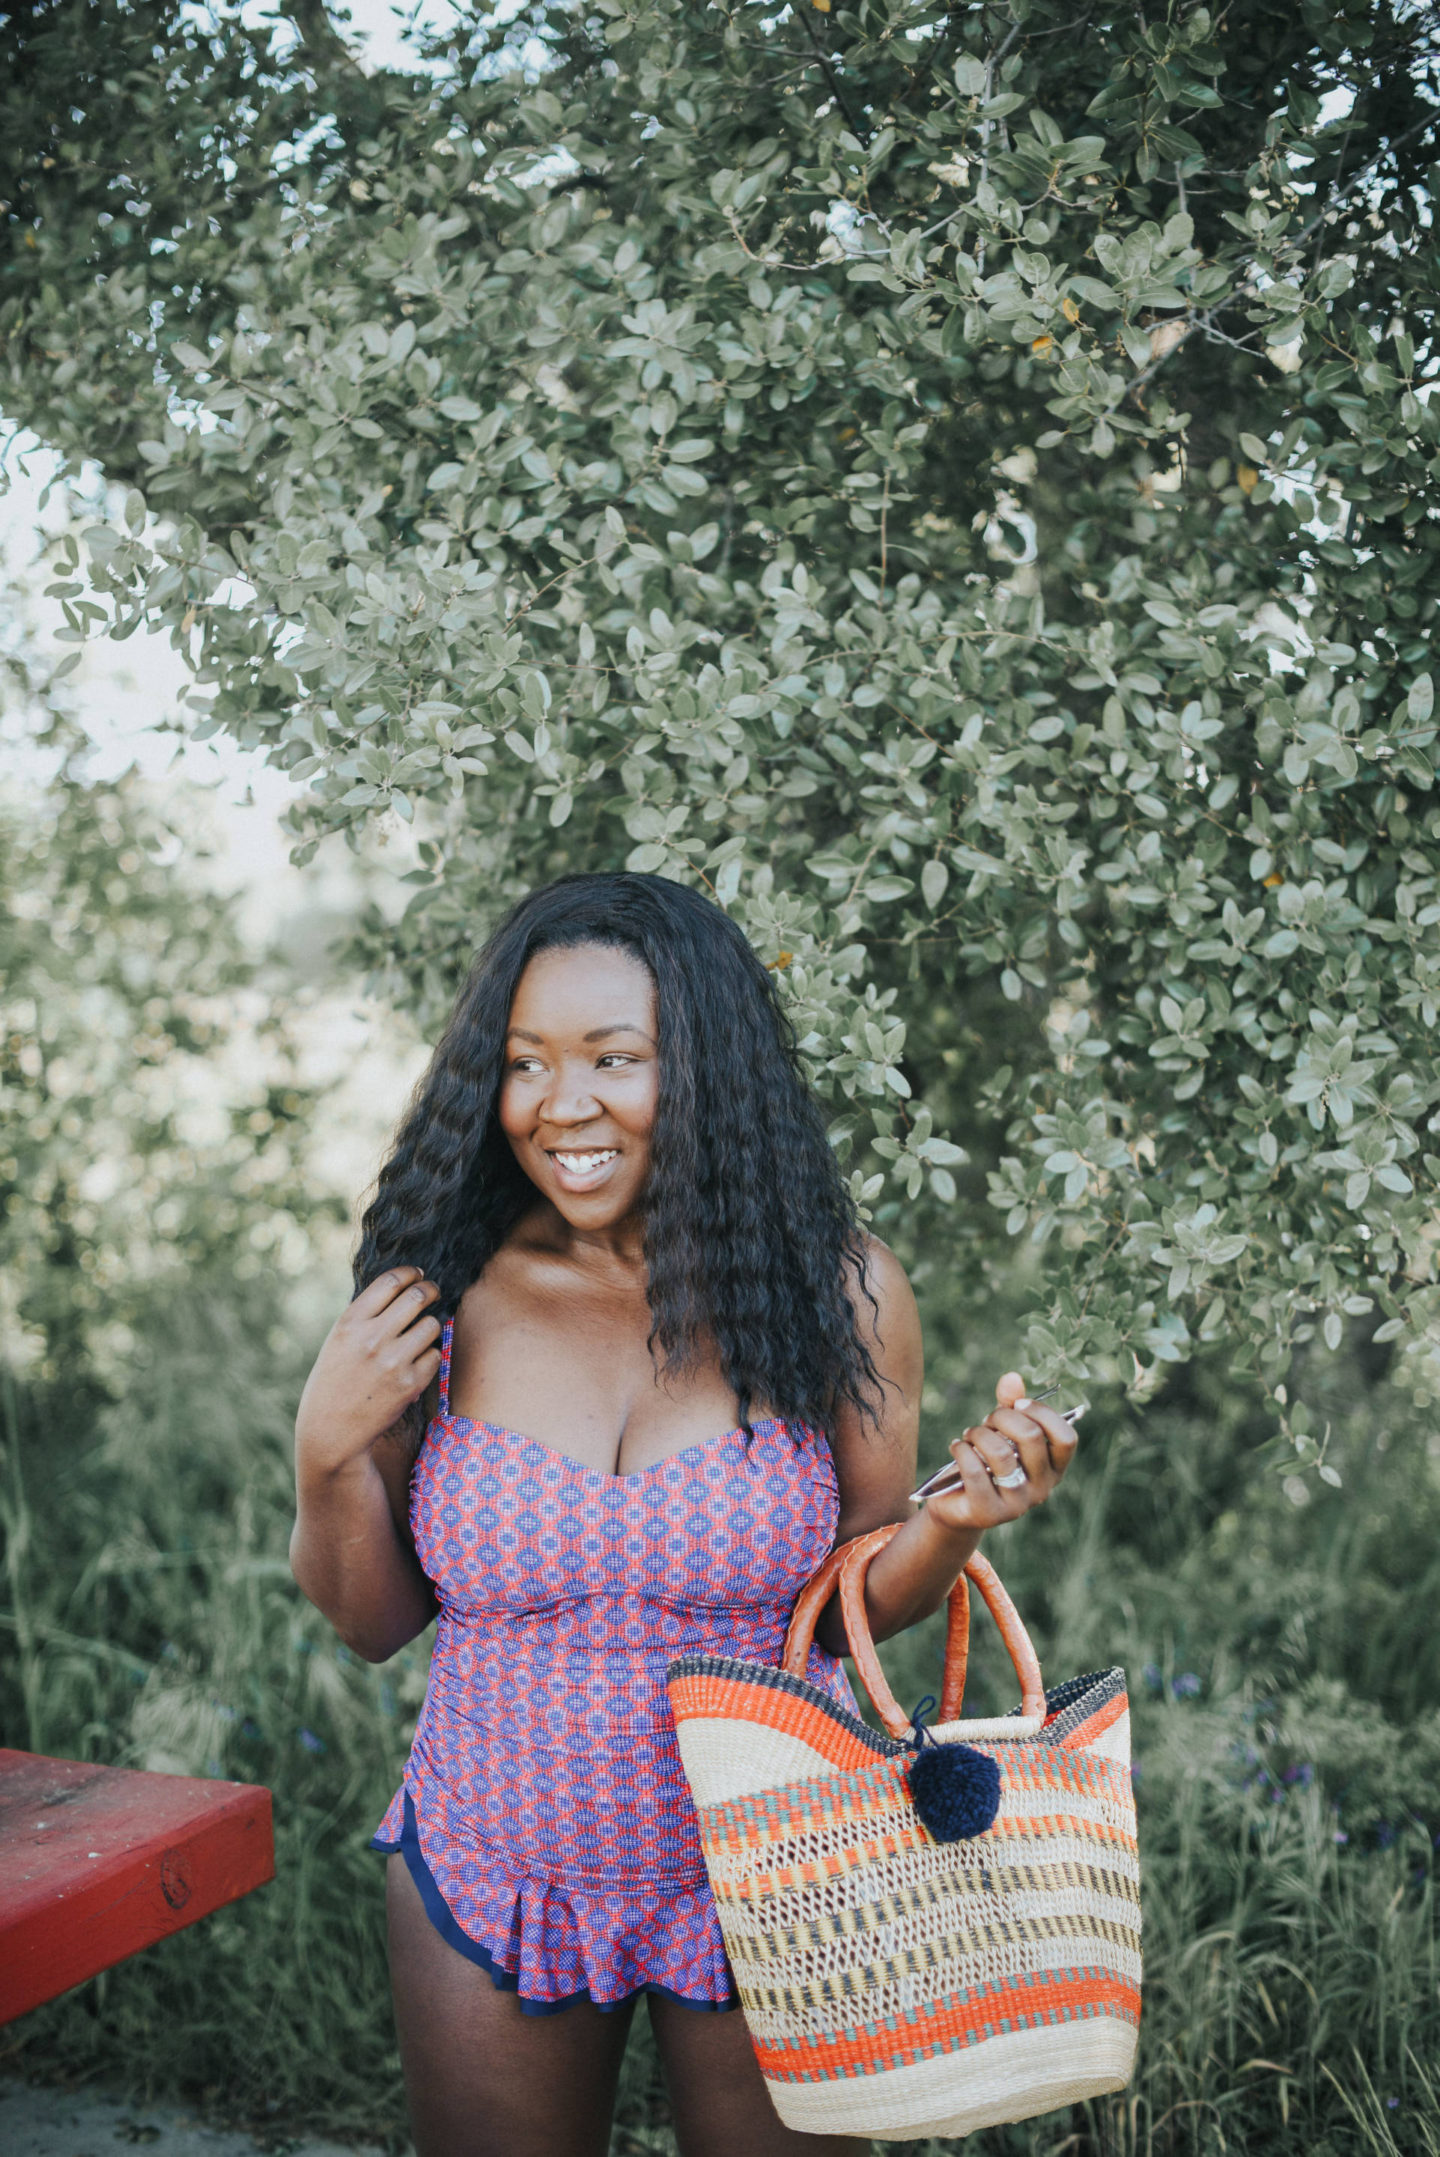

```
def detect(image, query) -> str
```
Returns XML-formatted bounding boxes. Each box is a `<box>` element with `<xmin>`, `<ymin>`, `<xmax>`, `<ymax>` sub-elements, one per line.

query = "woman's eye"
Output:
<box><xmin>597</xmin><ymin>1053</ymin><xmax>634</xmax><ymax>1069</ymax></box>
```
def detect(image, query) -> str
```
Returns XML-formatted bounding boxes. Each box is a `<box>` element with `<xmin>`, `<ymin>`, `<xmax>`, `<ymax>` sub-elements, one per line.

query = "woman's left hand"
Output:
<box><xmin>922</xmin><ymin>1371</ymin><xmax>1077</xmax><ymax>1538</ymax></box>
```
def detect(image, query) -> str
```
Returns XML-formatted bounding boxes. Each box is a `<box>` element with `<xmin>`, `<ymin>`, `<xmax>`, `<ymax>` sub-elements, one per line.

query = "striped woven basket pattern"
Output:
<box><xmin>667</xmin><ymin>1532</ymin><xmax>1140</xmax><ymax>2141</ymax></box>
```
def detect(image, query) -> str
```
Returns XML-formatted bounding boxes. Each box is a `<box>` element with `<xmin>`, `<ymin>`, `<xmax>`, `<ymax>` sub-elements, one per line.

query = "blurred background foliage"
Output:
<box><xmin>0</xmin><ymin>718</ymin><xmax>334</xmax><ymax>1385</ymax></box>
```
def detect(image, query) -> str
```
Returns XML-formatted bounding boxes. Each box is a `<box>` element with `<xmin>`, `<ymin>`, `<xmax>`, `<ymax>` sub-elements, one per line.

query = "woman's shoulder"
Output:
<box><xmin>853</xmin><ymin>1234</ymin><xmax>919</xmax><ymax>1329</ymax></box>
<box><xmin>825</xmin><ymin>1233</ymin><xmax>922</xmax><ymax>1482</ymax></box>
<box><xmin>841</xmin><ymin>1234</ymin><xmax>921</xmax><ymax>1398</ymax></box>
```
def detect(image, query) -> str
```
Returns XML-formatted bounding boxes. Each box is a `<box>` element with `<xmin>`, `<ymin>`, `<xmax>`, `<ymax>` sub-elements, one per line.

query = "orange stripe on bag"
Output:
<box><xmin>668</xmin><ymin>1673</ymin><xmax>885</xmax><ymax>1771</ymax></box>
<box><xmin>1056</xmin><ymin>1689</ymin><xmax>1129</xmax><ymax>1748</ymax></box>
<box><xmin>753</xmin><ymin>1972</ymin><xmax>1143</xmax><ymax>2082</ymax></box>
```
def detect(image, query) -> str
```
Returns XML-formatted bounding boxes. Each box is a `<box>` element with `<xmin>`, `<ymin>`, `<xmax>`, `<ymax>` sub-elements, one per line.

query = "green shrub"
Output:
<box><xmin>4</xmin><ymin>1</ymin><xmax>1440</xmax><ymax>1402</ymax></box>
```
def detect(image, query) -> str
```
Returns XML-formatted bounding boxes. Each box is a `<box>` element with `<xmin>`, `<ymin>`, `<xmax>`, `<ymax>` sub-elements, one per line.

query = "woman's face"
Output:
<box><xmin>499</xmin><ymin>942</ymin><xmax>659</xmax><ymax>1230</ymax></box>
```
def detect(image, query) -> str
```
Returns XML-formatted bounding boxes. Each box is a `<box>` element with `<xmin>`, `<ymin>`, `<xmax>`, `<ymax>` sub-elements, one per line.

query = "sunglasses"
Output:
<box><xmin>908</xmin><ymin>1386</ymin><xmax>1085</xmax><ymax>1506</ymax></box>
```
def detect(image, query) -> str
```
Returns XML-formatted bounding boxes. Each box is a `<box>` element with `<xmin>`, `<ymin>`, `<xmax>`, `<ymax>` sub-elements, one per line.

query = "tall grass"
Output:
<box><xmin>2</xmin><ymin>1273</ymin><xmax>1437</xmax><ymax>2156</ymax></box>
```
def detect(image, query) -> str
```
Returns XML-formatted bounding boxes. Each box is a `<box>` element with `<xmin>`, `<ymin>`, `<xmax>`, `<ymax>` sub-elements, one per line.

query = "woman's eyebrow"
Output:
<box><xmin>505</xmin><ymin>1022</ymin><xmax>655</xmax><ymax>1045</ymax></box>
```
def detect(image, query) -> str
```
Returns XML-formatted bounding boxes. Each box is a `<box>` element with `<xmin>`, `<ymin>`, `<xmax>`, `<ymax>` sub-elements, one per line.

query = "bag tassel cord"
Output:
<box><xmin>907</xmin><ymin>1693</ymin><xmax>1002</xmax><ymax>1844</ymax></box>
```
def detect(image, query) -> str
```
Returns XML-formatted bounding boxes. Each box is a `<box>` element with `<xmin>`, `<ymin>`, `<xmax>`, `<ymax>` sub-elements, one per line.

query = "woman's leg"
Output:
<box><xmin>647</xmin><ymin>1993</ymin><xmax>858</xmax><ymax>2157</ymax></box>
<box><xmin>386</xmin><ymin>1855</ymin><xmax>636</xmax><ymax>2157</ymax></box>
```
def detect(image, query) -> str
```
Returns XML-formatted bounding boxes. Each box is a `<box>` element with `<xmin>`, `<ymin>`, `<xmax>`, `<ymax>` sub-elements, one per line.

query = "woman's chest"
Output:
<box><xmin>409</xmin><ymin>1418</ymin><xmax>839</xmax><ymax>1618</ymax></box>
<box><xmin>448</xmin><ymin>1274</ymin><xmax>753</xmax><ymax>1476</ymax></box>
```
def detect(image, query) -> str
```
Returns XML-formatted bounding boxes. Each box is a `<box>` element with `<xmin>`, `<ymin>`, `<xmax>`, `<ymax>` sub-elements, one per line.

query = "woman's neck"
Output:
<box><xmin>514</xmin><ymin>1196</ymin><xmax>648</xmax><ymax>1273</ymax></box>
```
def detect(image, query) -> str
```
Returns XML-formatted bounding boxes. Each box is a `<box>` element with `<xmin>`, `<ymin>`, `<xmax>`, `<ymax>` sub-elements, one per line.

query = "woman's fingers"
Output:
<box><xmin>350</xmin><ymin>1265</ymin><xmax>428</xmax><ymax>1318</ymax></box>
<box><xmin>990</xmin><ymin>1412</ymin><xmax>1058</xmax><ymax>1487</ymax></box>
<box><xmin>390</xmin><ymin>1279</ymin><xmax>441</xmax><ymax>1331</ymax></box>
<box><xmin>299</xmin><ymin>1275</ymin><xmax>447</xmax><ymax>1471</ymax></box>
<box><xmin>994</xmin><ymin>1370</ymin><xmax>1026</xmax><ymax>1409</ymax></box>
<box><xmin>365</xmin><ymin>1274</ymin><xmax>442</xmax><ymax>1341</ymax></box>
<box><xmin>954</xmin><ymin>1407</ymin><xmax>1041</xmax><ymax>1471</ymax></box>
<box><xmin>964</xmin><ymin>1424</ymin><xmax>1032</xmax><ymax>1485</ymax></box>
<box><xmin>960</xmin><ymin>1433</ymin><xmax>1037</xmax><ymax>1510</ymax></box>
<box><xmin>385</xmin><ymin>1302</ymin><xmax>441</xmax><ymax>1371</ymax></box>
<box><xmin>929</xmin><ymin>1443</ymin><xmax>1024</xmax><ymax>1527</ymax></box>
<box><xmin>381</xmin><ymin>1308</ymin><xmax>441</xmax><ymax>1380</ymax></box>
<box><xmin>403</xmin><ymin>1343</ymin><xmax>443</xmax><ymax>1400</ymax></box>
<box><xmin>349</xmin><ymin>1269</ymin><xmax>442</xmax><ymax>1345</ymax></box>
<box><xmin>1014</xmin><ymin>1397</ymin><xmax>1080</xmax><ymax>1473</ymax></box>
<box><xmin>945</xmin><ymin>1404</ymin><xmax>1078</xmax><ymax>1493</ymax></box>
<box><xmin>981</xmin><ymin>1405</ymin><xmax>1047</xmax><ymax>1449</ymax></box>
<box><xmin>980</xmin><ymin>1400</ymin><xmax>1078</xmax><ymax>1470</ymax></box>
<box><xmin>920</xmin><ymin>1376</ymin><xmax>1081</xmax><ymax>1525</ymax></box>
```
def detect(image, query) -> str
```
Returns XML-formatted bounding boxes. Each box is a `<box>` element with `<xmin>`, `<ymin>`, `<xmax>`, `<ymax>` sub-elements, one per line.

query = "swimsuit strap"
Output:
<box><xmin>438</xmin><ymin>1316</ymin><xmax>454</xmax><ymax>1416</ymax></box>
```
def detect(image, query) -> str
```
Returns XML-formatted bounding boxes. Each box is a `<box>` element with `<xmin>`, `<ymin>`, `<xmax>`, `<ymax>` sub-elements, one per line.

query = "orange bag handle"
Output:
<box><xmin>782</xmin><ymin>1523</ymin><xmax>1045</xmax><ymax>1742</ymax></box>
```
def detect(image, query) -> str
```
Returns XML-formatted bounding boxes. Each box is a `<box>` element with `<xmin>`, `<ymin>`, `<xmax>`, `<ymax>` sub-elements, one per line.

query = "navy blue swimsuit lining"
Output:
<box><xmin>371</xmin><ymin>1792</ymin><xmax>737</xmax><ymax>2018</ymax></box>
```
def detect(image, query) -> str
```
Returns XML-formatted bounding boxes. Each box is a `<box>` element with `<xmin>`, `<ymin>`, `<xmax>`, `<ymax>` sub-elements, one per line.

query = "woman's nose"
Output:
<box><xmin>542</xmin><ymin>1067</ymin><xmax>602</xmax><ymax>1125</ymax></box>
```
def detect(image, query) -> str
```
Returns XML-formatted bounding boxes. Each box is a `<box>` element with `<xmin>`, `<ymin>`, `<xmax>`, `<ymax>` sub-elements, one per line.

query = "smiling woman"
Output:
<box><xmin>287</xmin><ymin>873</ymin><xmax>1077</xmax><ymax>2157</ymax></box>
<box><xmin>348</xmin><ymin>873</ymin><xmax>884</xmax><ymax>1443</ymax></box>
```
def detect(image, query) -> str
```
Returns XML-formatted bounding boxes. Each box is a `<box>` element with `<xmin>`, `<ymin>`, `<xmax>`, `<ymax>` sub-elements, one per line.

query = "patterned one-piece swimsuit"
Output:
<box><xmin>373</xmin><ymin>1318</ymin><xmax>854</xmax><ymax>2012</ymax></box>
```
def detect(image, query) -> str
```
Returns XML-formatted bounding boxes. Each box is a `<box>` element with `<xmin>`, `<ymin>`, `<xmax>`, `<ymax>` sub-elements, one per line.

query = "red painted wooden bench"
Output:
<box><xmin>0</xmin><ymin>1748</ymin><xmax>275</xmax><ymax>2023</ymax></box>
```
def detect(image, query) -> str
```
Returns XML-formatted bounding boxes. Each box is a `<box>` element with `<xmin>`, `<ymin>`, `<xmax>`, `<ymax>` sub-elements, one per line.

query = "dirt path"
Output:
<box><xmin>0</xmin><ymin>2081</ymin><xmax>375</xmax><ymax>2157</ymax></box>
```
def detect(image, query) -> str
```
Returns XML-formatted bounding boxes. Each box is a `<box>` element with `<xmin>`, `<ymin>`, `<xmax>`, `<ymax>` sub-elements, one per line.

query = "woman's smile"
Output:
<box><xmin>546</xmin><ymin>1144</ymin><xmax>621</xmax><ymax>1190</ymax></box>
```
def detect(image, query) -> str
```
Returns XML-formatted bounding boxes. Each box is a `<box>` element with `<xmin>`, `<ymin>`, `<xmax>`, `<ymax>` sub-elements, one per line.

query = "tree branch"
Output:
<box><xmin>278</xmin><ymin>0</ymin><xmax>370</xmax><ymax>78</ymax></box>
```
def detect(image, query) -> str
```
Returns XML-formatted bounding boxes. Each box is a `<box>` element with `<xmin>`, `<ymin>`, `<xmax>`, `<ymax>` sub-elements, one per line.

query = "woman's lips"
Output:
<box><xmin>546</xmin><ymin>1146</ymin><xmax>620</xmax><ymax>1191</ymax></box>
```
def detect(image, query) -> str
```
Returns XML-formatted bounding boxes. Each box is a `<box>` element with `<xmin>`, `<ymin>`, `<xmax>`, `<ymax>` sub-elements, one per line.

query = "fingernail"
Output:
<box><xmin>1016</xmin><ymin>1396</ymin><xmax>1031</xmax><ymax>1410</ymax></box>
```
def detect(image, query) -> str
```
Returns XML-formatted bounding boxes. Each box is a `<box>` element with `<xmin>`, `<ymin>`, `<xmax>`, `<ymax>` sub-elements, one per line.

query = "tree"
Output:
<box><xmin>2</xmin><ymin>0</ymin><xmax>1437</xmax><ymax>1446</ymax></box>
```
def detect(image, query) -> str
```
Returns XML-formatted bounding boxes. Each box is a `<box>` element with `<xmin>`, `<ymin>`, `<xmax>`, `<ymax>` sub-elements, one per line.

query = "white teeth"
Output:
<box><xmin>552</xmin><ymin>1149</ymin><xmax>618</xmax><ymax>1174</ymax></box>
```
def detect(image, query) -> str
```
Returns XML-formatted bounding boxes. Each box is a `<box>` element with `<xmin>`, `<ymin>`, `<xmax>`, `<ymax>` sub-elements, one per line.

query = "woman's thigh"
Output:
<box><xmin>646</xmin><ymin>1993</ymin><xmax>856</xmax><ymax>2157</ymax></box>
<box><xmin>385</xmin><ymin>1855</ymin><xmax>636</xmax><ymax>2157</ymax></box>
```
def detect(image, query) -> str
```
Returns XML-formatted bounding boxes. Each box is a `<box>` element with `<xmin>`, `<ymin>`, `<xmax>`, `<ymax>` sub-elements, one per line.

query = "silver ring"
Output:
<box><xmin>994</xmin><ymin>1464</ymin><xmax>1028</xmax><ymax>1490</ymax></box>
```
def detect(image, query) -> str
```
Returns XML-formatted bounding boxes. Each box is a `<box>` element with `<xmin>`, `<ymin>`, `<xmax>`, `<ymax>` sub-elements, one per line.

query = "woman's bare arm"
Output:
<box><xmin>821</xmin><ymin>1239</ymin><xmax>1076</xmax><ymax>1654</ymax></box>
<box><xmin>289</xmin><ymin>1266</ymin><xmax>442</xmax><ymax>1663</ymax></box>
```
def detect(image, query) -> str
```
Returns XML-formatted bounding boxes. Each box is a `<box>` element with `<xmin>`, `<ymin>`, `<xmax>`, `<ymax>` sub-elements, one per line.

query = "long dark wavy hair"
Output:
<box><xmin>355</xmin><ymin>873</ymin><xmax>881</xmax><ymax>1434</ymax></box>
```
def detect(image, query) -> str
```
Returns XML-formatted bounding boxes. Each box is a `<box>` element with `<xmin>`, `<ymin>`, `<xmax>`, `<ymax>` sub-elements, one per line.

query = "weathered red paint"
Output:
<box><xmin>0</xmin><ymin>1749</ymin><xmax>275</xmax><ymax>2023</ymax></box>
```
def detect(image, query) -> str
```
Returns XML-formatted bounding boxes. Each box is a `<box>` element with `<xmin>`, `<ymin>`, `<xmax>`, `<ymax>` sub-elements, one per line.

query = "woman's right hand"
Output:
<box><xmin>294</xmin><ymin>1266</ymin><xmax>443</xmax><ymax>1478</ymax></box>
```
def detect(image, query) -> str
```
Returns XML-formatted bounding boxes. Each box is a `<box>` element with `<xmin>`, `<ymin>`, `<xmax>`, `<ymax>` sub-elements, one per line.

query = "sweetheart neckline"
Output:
<box><xmin>432</xmin><ymin>1412</ymin><xmax>793</xmax><ymax>1483</ymax></box>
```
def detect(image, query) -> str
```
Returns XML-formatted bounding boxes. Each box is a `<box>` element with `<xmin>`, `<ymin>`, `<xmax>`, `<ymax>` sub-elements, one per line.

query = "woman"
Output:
<box><xmin>290</xmin><ymin>872</ymin><xmax>1076</xmax><ymax>2157</ymax></box>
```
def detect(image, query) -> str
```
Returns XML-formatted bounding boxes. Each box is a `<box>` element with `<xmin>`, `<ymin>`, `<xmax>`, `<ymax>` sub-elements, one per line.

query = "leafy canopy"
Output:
<box><xmin>2</xmin><ymin>0</ymin><xmax>1438</xmax><ymax>1436</ymax></box>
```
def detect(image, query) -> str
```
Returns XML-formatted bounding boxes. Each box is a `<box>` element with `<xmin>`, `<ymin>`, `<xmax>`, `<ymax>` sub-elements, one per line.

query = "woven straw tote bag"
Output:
<box><xmin>667</xmin><ymin>1524</ymin><xmax>1140</xmax><ymax>2141</ymax></box>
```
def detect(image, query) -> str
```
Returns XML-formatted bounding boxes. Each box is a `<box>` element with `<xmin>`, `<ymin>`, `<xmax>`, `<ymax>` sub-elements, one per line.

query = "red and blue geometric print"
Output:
<box><xmin>373</xmin><ymin>1317</ymin><xmax>854</xmax><ymax>2012</ymax></box>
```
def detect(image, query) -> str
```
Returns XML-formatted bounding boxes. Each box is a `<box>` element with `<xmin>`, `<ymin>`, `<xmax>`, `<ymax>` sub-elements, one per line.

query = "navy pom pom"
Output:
<box><xmin>908</xmin><ymin>1741</ymin><xmax>1001</xmax><ymax>1843</ymax></box>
